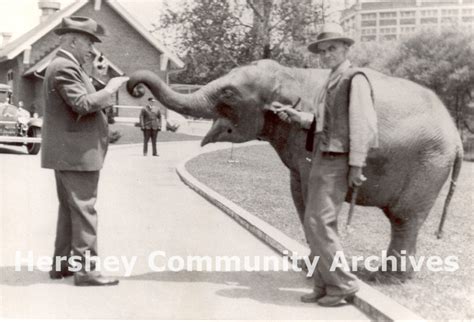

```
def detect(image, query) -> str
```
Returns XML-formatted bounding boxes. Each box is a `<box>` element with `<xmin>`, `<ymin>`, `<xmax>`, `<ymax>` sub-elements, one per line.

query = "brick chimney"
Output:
<box><xmin>38</xmin><ymin>1</ymin><xmax>61</xmax><ymax>22</ymax></box>
<box><xmin>1</xmin><ymin>32</ymin><xmax>13</xmax><ymax>48</ymax></box>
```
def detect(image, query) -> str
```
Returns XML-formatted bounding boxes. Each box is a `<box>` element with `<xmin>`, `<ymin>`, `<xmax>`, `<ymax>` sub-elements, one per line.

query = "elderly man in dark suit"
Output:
<box><xmin>41</xmin><ymin>16</ymin><xmax>128</xmax><ymax>286</ymax></box>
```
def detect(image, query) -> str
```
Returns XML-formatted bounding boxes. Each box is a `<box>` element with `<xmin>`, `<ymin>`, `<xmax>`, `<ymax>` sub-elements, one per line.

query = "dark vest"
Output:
<box><xmin>306</xmin><ymin>68</ymin><xmax>372</xmax><ymax>153</ymax></box>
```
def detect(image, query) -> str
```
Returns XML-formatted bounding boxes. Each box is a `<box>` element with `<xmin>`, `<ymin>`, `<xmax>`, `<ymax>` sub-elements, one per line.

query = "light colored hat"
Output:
<box><xmin>307</xmin><ymin>23</ymin><xmax>354</xmax><ymax>54</ymax></box>
<box><xmin>54</xmin><ymin>16</ymin><xmax>106</xmax><ymax>43</ymax></box>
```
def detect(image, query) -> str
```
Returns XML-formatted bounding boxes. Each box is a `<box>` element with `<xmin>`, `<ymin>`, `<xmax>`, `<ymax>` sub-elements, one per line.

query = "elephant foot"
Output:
<box><xmin>356</xmin><ymin>267</ymin><xmax>414</xmax><ymax>285</ymax></box>
<box><xmin>367</xmin><ymin>270</ymin><xmax>411</xmax><ymax>284</ymax></box>
<box><xmin>296</xmin><ymin>258</ymin><xmax>308</xmax><ymax>272</ymax></box>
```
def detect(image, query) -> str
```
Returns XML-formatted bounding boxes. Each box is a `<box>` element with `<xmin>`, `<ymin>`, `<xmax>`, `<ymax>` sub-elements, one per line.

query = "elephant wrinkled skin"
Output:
<box><xmin>127</xmin><ymin>60</ymin><xmax>463</xmax><ymax>279</ymax></box>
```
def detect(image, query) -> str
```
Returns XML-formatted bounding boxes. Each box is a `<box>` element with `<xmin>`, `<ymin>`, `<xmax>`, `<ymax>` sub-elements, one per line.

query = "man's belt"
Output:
<box><xmin>321</xmin><ymin>151</ymin><xmax>348</xmax><ymax>157</ymax></box>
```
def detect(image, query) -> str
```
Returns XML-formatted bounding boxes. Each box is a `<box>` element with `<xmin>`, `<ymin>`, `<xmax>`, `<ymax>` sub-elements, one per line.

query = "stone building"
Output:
<box><xmin>341</xmin><ymin>0</ymin><xmax>474</xmax><ymax>42</ymax></box>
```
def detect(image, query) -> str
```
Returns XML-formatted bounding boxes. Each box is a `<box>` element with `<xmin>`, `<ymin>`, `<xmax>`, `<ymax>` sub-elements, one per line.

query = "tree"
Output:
<box><xmin>156</xmin><ymin>0</ymin><xmax>247</xmax><ymax>84</ymax></box>
<box><xmin>348</xmin><ymin>28</ymin><xmax>474</xmax><ymax>138</ymax></box>
<box><xmin>348</xmin><ymin>40</ymin><xmax>394</xmax><ymax>74</ymax></box>
<box><xmin>155</xmin><ymin>0</ymin><xmax>329</xmax><ymax>84</ymax></box>
<box><xmin>386</xmin><ymin>28</ymin><xmax>474</xmax><ymax>138</ymax></box>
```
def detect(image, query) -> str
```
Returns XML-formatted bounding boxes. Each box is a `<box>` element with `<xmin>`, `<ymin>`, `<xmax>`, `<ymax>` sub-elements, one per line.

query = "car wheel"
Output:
<box><xmin>26</xmin><ymin>127</ymin><xmax>41</xmax><ymax>155</ymax></box>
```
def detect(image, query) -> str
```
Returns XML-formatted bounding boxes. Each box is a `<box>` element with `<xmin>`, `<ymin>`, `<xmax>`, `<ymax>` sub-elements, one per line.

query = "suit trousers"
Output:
<box><xmin>304</xmin><ymin>148</ymin><xmax>359</xmax><ymax>296</ymax></box>
<box><xmin>143</xmin><ymin>129</ymin><xmax>158</xmax><ymax>155</ymax></box>
<box><xmin>53</xmin><ymin>170</ymin><xmax>100</xmax><ymax>270</ymax></box>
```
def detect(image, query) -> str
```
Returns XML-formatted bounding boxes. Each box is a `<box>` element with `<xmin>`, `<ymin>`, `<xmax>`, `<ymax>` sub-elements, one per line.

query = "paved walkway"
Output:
<box><xmin>0</xmin><ymin>142</ymin><xmax>368</xmax><ymax>319</ymax></box>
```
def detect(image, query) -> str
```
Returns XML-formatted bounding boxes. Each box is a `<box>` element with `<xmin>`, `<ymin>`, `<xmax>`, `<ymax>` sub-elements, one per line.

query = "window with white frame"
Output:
<box><xmin>401</xmin><ymin>26</ymin><xmax>416</xmax><ymax>33</ymax></box>
<box><xmin>462</xmin><ymin>8</ymin><xmax>473</xmax><ymax>15</ymax></box>
<box><xmin>362</xmin><ymin>13</ymin><xmax>377</xmax><ymax>20</ymax></box>
<box><xmin>442</xmin><ymin>9</ymin><xmax>458</xmax><ymax>16</ymax></box>
<box><xmin>400</xmin><ymin>11</ymin><xmax>415</xmax><ymax>17</ymax></box>
<box><xmin>380</xmin><ymin>11</ymin><xmax>397</xmax><ymax>18</ymax></box>
<box><xmin>362</xmin><ymin>28</ymin><xmax>377</xmax><ymax>35</ymax></box>
<box><xmin>380</xmin><ymin>27</ymin><xmax>397</xmax><ymax>34</ymax></box>
<box><xmin>421</xmin><ymin>10</ymin><xmax>438</xmax><ymax>17</ymax></box>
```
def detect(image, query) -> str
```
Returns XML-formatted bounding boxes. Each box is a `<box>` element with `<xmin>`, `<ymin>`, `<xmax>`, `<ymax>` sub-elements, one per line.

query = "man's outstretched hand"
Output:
<box><xmin>269</xmin><ymin>102</ymin><xmax>314</xmax><ymax>129</ymax></box>
<box><xmin>104</xmin><ymin>76</ymin><xmax>129</xmax><ymax>94</ymax></box>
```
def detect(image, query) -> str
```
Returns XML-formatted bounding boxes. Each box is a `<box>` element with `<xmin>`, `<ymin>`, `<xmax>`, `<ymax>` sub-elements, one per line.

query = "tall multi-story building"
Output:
<box><xmin>340</xmin><ymin>0</ymin><xmax>474</xmax><ymax>42</ymax></box>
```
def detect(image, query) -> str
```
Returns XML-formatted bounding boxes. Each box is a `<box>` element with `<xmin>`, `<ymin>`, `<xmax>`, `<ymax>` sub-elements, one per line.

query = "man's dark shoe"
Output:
<box><xmin>49</xmin><ymin>269</ymin><xmax>74</xmax><ymax>280</ymax></box>
<box><xmin>296</xmin><ymin>258</ymin><xmax>309</xmax><ymax>272</ymax></box>
<box><xmin>74</xmin><ymin>273</ymin><xmax>119</xmax><ymax>286</ymax></box>
<box><xmin>317</xmin><ymin>293</ymin><xmax>356</xmax><ymax>307</ymax></box>
<box><xmin>300</xmin><ymin>288</ymin><xmax>326</xmax><ymax>303</ymax></box>
<box><xmin>153</xmin><ymin>153</ymin><xmax>159</xmax><ymax>157</ymax></box>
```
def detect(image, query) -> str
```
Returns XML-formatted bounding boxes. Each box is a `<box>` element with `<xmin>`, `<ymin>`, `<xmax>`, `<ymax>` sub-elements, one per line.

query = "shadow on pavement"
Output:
<box><xmin>126</xmin><ymin>270</ymin><xmax>318</xmax><ymax>307</ymax></box>
<box><xmin>0</xmin><ymin>146</ymin><xmax>28</xmax><ymax>154</ymax></box>
<box><xmin>0</xmin><ymin>267</ymin><xmax>355</xmax><ymax>308</ymax></box>
<box><xmin>0</xmin><ymin>266</ymin><xmax>67</xmax><ymax>286</ymax></box>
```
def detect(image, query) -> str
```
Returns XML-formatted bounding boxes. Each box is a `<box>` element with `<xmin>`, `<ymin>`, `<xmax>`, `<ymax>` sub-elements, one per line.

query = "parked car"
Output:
<box><xmin>0</xmin><ymin>84</ymin><xmax>42</xmax><ymax>155</ymax></box>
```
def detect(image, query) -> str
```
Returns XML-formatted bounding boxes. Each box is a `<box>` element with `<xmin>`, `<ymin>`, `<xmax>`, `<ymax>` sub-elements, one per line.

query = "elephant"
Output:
<box><xmin>127</xmin><ymin>59</ymin><xmax>463</xmax><ymax>279</ymax></box>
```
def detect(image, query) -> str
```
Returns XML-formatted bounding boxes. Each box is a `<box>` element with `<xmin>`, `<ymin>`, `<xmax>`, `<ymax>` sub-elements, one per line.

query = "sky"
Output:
<box><xmin>0</xmin><ymin>0</ymin><xmax>348</xmax><ymax>44</ymax></box>
<box><xmin>0</xmin><ymin>0</ymin><xmax>169</xmax><ymax>41</ymax></box>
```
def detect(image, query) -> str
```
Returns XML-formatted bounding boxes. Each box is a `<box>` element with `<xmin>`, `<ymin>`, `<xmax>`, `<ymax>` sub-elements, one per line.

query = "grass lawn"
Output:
<box><xmin>186</xmin><ymin>143</ymin><xmax>474</xmax><ymax>320</ymax></box>
<box><xmin>108</xmin><ymin>123</ymin><xmax>202</xmax><ymax>144</ymax></box>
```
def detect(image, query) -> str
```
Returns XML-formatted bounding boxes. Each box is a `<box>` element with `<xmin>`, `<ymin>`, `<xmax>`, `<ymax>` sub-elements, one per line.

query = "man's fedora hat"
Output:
<box><xmin>307</xmin><ymin>23</ymin><xmax>354</xmax><ymax>54</ymax></box>
<box><xmin>54</xmin><ymin>16</ymin><xmax>106</xmax><ymax>43</ymax></box>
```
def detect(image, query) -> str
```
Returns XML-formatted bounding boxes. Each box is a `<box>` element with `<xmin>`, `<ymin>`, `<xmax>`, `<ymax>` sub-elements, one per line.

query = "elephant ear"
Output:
<box><xmin>269</xmin><ymin>70</ymin><xmax>314</xmax><ymax>114</ymax></box>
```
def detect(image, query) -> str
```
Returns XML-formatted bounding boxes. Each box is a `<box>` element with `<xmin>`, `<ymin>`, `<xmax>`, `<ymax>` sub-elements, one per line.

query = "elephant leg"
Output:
<box><xmin>374</xmin><ymin>193</ymin><xmax>441</xmax><ymax>282</ymax></box>
<box><xmin>373</xmin><ymin>162</ymin><xmax>450</xmax><ymax>282</ymax></box>
<box><xmin>382</xmin><ymin>207</ymin><xmax>427</xmax><ymax>280</ymax></box>
<box><xmin>290</xmin><ymin>171</ymin><xmax>306</xmax><ymax>225</ymax></box>
<box><xmin>290</xmin><ymin>170</ymin><xmax>315</xmax><ymax>270</ymax></box>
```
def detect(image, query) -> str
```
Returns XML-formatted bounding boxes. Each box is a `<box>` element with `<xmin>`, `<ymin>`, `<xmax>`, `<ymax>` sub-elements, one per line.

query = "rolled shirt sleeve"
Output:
<box><xmin>348</xmin><ymin>74</ymin><xmax>379</xmax><ymax>167</ymax></box>
<box><xmin>300</xmin><ymin>111</ymin><xmax>316</xmax><ymax>130</ymax></box>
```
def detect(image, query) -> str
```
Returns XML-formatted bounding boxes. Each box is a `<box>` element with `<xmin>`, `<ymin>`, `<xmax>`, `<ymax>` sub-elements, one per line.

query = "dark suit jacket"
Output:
<box><xmin>140</xmin><ymin>105</ymin><xmax>162</xmax><ymax>130</ymax></box>
<box><xmin>41</xmin><ymin>50</ymin><xmax>112</xmax><ymax>171</ymax></box>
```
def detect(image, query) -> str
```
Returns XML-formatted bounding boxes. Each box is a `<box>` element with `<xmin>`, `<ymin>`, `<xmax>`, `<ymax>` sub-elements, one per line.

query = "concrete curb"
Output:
<box><xmin>176</xmin><ymin>146</ymin><xmax>424</xmax><ymax>321</ymax></box>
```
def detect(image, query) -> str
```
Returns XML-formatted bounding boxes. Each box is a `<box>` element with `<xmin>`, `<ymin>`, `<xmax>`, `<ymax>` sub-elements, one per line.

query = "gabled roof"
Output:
<box><xmin>22</xmin><ymin>47</ymin><xmax>125</xmax><ymax>77</ymax></box>
<box><xmin>0</xmin><ymin>0</ymin><xmax>88</xmax><ymax>62</ymax></box>
<box><xmin>23</xmin><ymin>47</ymin><xmax>61</xmax><ymax>77</ymax></box>
<box><xmin>0</xmin><ymin>0</ymin><xmax>184</xmax><ymax>69</ymax></box>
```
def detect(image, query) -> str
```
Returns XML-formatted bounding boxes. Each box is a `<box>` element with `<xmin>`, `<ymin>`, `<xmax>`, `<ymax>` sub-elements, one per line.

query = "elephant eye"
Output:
<box><xmin>216</xmin><ymin>102</ymin><xmax>238</xmax><ymax>121</ymax></box>
<box><xmin>222</xmin><ymin>88</ymin><xmax>234</xmax><ymax>99</ymax></box>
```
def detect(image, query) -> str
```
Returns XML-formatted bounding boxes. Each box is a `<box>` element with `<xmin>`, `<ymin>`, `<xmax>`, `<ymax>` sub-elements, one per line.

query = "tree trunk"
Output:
<box><xmin>250</xmin><ymin>0</ymin><xmax>273</xmax><ymax>59</ymax></box>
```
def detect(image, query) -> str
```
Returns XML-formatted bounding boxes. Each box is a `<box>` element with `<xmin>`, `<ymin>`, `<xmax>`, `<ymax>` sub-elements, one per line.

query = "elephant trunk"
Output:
<box><xmin>127</xmin><ymin>70</ymin><xmax>218</xmax><ymax>119</ymax></box>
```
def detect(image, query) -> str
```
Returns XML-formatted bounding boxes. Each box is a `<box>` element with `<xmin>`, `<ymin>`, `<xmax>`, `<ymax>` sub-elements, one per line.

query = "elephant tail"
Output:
<box><xmin>436</xmin><ymin>146</ymin><xmax>464</xmax><ymax>239</ymax></box>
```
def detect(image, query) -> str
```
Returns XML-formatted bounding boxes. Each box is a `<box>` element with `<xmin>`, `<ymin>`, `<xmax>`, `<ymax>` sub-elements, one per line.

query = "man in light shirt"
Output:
<box><xmin>271</xmin><ymin>23</ymin><xmax>378</xmax><ymax>306</ymax></box>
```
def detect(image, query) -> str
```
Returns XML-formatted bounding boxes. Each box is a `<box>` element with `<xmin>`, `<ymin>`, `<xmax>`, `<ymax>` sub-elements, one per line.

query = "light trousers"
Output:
<box><xmin>304</xmin><ymin>148</ymin><xmax>359</xmax><ymax>296</ymax></box>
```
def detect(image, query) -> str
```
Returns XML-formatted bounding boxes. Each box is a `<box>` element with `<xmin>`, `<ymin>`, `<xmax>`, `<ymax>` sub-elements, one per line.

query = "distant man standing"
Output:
<box><xmin>41</xmin><ymin>16</ymin><xmax>128</xmax><ymax>286</ymax></box>
<box><xmin>140</xmin><ymin>97</ymin><xmax>162</xmax><ymax>156</ymax></box>
<box><xmin>272</xmin><ymin>23</ymin><xmax>378</xmax><ymax>306</ymax></box>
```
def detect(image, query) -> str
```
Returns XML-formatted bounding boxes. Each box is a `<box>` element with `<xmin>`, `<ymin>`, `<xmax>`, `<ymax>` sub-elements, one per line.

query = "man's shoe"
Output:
<box><xmin>74</xmin><ymin>273</ymin><xmax>119</xmax><ymax>286</ymax></box>
<box><xmin>317</xmin><ymin>293</ymin><xmax>356</xmax><ymax>307</ymax></box>
<box><xmin>296</xmin><ymin>258</ymin><xmax>308</xmax><ymax>272</ymax></box>
<box><xmin>49</xmin><ymin>269</ymin><xmax>74</xmax><ymax>280</ymax></box>
<box><xmin>153</xmin><ymin>153</ymin><xmax>159</xmax><ymax>157</ymax></box>
<box><xmin>300</xmin><ymin>288</ymin><xmax>326</xmax><ymax>303</ymax></box>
